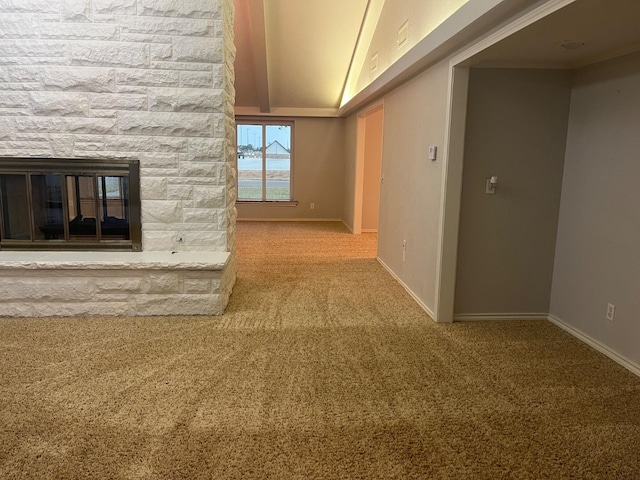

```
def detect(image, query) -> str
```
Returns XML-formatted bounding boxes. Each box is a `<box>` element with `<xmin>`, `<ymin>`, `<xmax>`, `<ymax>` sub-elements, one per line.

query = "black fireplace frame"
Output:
<box><xmin>0</xmin><ymin>157</ymin><xmax>142</xmax><ymax>251</ymax></box>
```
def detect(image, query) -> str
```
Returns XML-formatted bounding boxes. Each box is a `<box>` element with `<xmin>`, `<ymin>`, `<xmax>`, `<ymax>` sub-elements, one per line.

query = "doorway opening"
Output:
<box><xmin>353</xmin><ymin>102</ymin><xmax>383</xmax><ymax>241</ymax></box>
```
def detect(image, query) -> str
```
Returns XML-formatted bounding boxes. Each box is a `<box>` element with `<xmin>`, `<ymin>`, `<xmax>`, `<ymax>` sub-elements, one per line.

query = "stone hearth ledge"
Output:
<box><xmin>0</xmin><ymin>251</ymin><xmax>234</xmax><ymax>317</ymax></box>
<box><xmin>0</xmin><ymin>251</ymin><xmax>230</xmax><ymax>271</ymax></box>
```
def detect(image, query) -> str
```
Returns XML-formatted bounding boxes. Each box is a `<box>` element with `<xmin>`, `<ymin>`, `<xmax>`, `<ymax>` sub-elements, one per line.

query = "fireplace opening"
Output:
<box><xmin>0</xmin><ymin>158</ymin><xmax>141</xmax><ymax>251</ymax></box>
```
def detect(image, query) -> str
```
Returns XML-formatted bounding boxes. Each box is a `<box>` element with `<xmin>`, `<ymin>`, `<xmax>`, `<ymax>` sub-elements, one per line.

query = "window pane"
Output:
<box><xmin>31</xmin><ymin>174</ymin><xmax>64</xmax><ymax>241</ymax></box>
<box><xmin>0</xmin><ymin>174</ymin><xmax>31</xmax><ymax>240</ymax></box>
<box><xmin>67</xmin><ymin>175</ymin><xmax>97</xmax><ymax>241</ymax></box>
<box><xmin>265</xmin><ymin>125</ymin><xmax>291</xmax><ymax>200</ymax></box>
<box><xmin>98</xmin><ymin>176</ymin><xmax>130</xmax><ymax>240</ymax></box>
<box><xmin>237</xmin><ymin>124</ymin><xmax>263</xmax><ymax>200</ymax></box>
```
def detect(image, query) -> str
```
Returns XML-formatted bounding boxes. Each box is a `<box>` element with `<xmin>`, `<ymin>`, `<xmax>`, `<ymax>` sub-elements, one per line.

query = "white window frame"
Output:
<box><xmin>235</xmin><ymin>118</ymin><xmax>295</xmax><ymax>204</ymax></box>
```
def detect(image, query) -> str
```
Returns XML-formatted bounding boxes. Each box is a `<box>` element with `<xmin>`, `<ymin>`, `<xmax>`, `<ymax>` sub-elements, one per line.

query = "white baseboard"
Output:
<box><xmin>361</xmin><ymin>228</ymin><xmax>378</xmax><ymax>233</ymax></box>
<box><xmin>237</xmin><ymin>218</ymin><xmax>342</xmax><ymax>222</ymax></box>
<box><xmin>454</xmin><ymin>313</ymin><xmax>549</xmax><ymax>322</ymax></box>
<box><xmin>548</xmin><ymin>314</ymin><xmax>640</xmax><ymax>378</ymax></box>
<box><xmin>377</xmin><ymin>258</ymin><xmax>435</xmax><ymax>320</ymax></box>
<box><xmin>342</xmin><ymin>220</ymin><xmax>354</xmax><ymax>233</ymax></box>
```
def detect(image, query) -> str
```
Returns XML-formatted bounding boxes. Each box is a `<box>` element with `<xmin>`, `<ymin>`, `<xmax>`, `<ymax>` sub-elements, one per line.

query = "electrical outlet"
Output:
<box><xmin>402</xmin><ymin>240</ymin><xmax>406</xmax><ymax>262</ymax></box>
<box><xmin>606</xmin><ymin>303</ymin><xmax>616</xmax><ymax>321</ymax></box>
<box><xmin>310</xmin><ymin>203</ymin><xmax>315</xmax><ymax>210</ymax></box>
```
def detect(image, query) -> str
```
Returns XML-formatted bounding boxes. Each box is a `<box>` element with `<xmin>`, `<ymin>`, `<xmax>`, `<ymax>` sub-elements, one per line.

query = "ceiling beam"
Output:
<box><xmin>248</xmin><ymin>0</ymin><xmax>271</xmax><ymax>113</ymax></box>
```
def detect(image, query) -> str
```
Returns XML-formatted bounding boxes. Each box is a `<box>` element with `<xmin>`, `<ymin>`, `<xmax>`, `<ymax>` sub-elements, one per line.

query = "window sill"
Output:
<box><xmin>236</xmin><ymin>201</ymin><xmax>298</xmax><ymax>207</ymax></box>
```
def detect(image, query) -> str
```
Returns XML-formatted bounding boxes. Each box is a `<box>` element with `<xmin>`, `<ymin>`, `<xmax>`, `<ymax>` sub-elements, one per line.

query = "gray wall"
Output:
<box><xmin>237</xmin><ymin>117</ymin><xmax>345</xmax><ymax>220</ymax></box>
<box><xmin>455</xmin><ymin>68</ymin><xmax>572</xmax><ymax>315</ymax></box>
<box><xmin>550</xmin><ymin>52</ymin><xmax>640</xmax><ymax>367</ymax></box>
<box><xmin>342</xmin><ymin>114</ymin><xmax>358</xmax><ymax>230</ymax></box>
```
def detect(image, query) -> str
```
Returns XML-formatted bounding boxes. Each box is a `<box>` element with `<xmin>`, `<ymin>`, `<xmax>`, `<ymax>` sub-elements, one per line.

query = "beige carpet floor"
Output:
<box><xmin>1</xmin><ymin>221</ymin><xmax>640</xmax><ymax>479</ymax></box>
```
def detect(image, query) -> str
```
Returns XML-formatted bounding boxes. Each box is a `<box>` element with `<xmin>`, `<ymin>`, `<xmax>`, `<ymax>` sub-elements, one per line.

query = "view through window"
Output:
<box><xmin>236</xmin><ymin>122</ymin><xmax>292</xmax><ymax>201</ymax></box>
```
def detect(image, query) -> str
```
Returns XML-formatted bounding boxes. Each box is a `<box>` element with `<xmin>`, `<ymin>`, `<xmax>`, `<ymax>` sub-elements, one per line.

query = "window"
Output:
<box><xmin>236</xmin><ymin>121</ymin><xmax>293</xmax><ymax>202</ymax></box>
<box><xmin>0</xmin><ymin>158</ymin><xmax>141</xmax><ymax>251</ymax></box>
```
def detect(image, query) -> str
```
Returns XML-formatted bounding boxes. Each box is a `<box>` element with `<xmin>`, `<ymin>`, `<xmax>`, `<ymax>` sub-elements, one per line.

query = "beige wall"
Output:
<box><xmin>376</xmin><ymin>59</ymin><xmax>450</xmax><ymax>313</ymax></box>
<box><xmin>550</xmin><ymin>52</ymin><xmax>640</xmax><ymax>367</ymax></box>
<box><xmin>455</xmin><ymin>68</ymin><xmax>572</xmax><ymax>315</ymax></box>
<box><xmin>362</xmin><ymin>107</ymin><xmax>383</xmax><ymax>231</ymax></box>
<box><xmin>237</xmin><ymin>117</ymin><xmax>345</xmax><ymax>220</ymax></box>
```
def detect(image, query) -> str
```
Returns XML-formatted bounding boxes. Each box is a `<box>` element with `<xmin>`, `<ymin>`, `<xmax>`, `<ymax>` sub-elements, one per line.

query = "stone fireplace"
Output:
<box><xmin>0</xmin><ymin>0</ymin><xmax>237</xmax><ymax>316</ymax></box>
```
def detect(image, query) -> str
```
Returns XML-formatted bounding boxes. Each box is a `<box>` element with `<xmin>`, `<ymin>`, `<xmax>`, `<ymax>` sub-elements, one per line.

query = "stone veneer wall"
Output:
<box><xmin>0</xmin><ymin>0</ymin><xmax>237</xmax><ymax>315</ymax></box>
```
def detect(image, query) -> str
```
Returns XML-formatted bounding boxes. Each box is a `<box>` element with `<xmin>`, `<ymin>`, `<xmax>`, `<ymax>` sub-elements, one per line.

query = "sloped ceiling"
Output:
<box><xmin>234</xmin><ymin>0</ymin><xmax>369</xmax><ymax>116</ymax></box>
<box><xmin>234</xmin><ymin>0</ymin><xmax>640</xmax><ymax>117</ymax></box>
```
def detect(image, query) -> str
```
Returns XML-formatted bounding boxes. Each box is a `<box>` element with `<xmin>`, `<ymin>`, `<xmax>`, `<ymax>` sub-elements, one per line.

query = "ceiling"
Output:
<box><xmin>468</xmin><ymin>0</ymin><xmax>640</xmax><ymax>69</ymax></box>
<box><xmin>233</xmin><ymin>0</ymin><xmax>640</xmax><ymax>117</ymax></box>
<box><xmin>233</xmin><ymin>0</ymin><xmax>369</xmax><ymax>115</ymax></box>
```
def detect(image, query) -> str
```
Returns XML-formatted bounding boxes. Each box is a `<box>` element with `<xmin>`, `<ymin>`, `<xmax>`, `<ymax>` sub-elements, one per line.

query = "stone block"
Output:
<box><xmin>139</xmin><ymin>153</ymin><xmax>179</xmax><ymax>168</ymax></box>
<box><xmin>0</xmin><ymin>66</ymin><xmax>40</xmax><ymax>82</ymax></box>
<box><xmin>0</xmin><ymin>16</ymin><xmax>38</xmax><ymax>39</ymax></box>
<box><xmin>135</xmin><ymin>294</ymin><xmax>222</xmax><ymax>316</ymax></box>
<box><xmin>143</xmin><ymin>230</ymin><xmax>177</xmax><ymax>251</ymax></box>
<box><xmin>140</xmin><ymin>176</ymin><xmax>167</xmax><ymax>200</ymax></box>
<box><xmin>0</xmin><ymin>0</ymin><xmax>60</xmax><ymax>14</ymax></box>
<box><xmin>40</xmin><ymin>23</ymin><xmax>119</xmax><ymax>40</ymax></box>
<box><xmin>187</xmin><ymin>137</ymin><xmax>224</xmax><ymax>162</ymax></box>
<box><xmin>31</xmin><ymin>92</ymin><xmax>90</xmax><ymax>116</ymax></box>
<box><xmin>92</xmin><ymin>0</ymin><xmax>136</xmax><ymax>15</ymax></box>
<box><xmin>0</xmin><ymin>92</ymin><xmax>29</xmax><ymax>108</ymax></box>
<box><xmin>0</xmin><ymin>118</ymin><xmax>13</xmax><ymax>140</ymax></box>
<box><xmin>148</xmin><ymin>88</ymin><xmax>222</xmax><ymax>112</ymax></box>
<box><xmin>183</xmin><ymin>278</ymin><xmax>210</xmax><ymax>294</ymax></box>
<box><xmin>178</xmin><ymin>162</ymin><xmax>220</xmax><ymax>179</ymax></box>
<box><xmin>141</xmin><ymin>200</ymin><xmax>181</xmax><ymax>224</ymax></box>
<box><xmin>118</xmin><ymin>111</ymin><xmax>214</xmax><ymax>137</ymax></box>
<box><xmin>180</xmin><ymin>71</ymin><xmax>213</xmax><ymax>88</ymax></box>
<box><xmin>14</xmin><ymin>116</ymin><xmax>118</xmax><ymax>135</ymax></box>
<box><xmin>182</xmin><ymin>208</ymin><xmax>217</xmax><ymax>224</ymax></box>
<box><xmin>122</xmin><ymin>16</ymin><xmax>214</xmax><ymax>36</ymax></box>
<box><xmin>88</xmin><ymin>93</ymin><xmax>147</xmax><ymax>111</ymax></box>
<box><xmin>70</xmin><ymin>42</ymin><xmax>148</xmax><ymax>68</ymax></box>
<box><xmin>0</xmin><ymin>277</ymin><xmax>93</xmax><ymax>301</ymax></box>
<box><xmin>154</xmin><ymin>136</ymin><xmax>187</xmax><ymax>152</ymax></box>
<box><xmin>173</xmin><ymin>37</ymin><xmax>222</xmax><ymax>63</ymax></box>
<box><xmin>0</xmin><ymin>41</ymin><xmax>65</xmax><ymax>58</ymax></box>
<box><xmin>95</xmin><ymin>277</ymin><xmax>143</xmax><ymax>293</ymax></box>
<box><xmin>167</xmin><ymin>184</ymin><xmax>193</xmax><ymax>200</ymax></box>
<box><xmin>116</xmin><ymin>69</ymin><xmax>179</xmax><ymax>87</ymax></box>
<box><xmin>150</xmin><ymin>61</ymin><xmax>213</xmax><ymax>72</ymax></box>
<box><xmin>150</xmin><ymin>44</ymin><xmax>172</xmax><ymax>61</ymax></box>
<box><xmin>103</xmin><ymin>135</ymin><xmax>154</xmax><ymax>152</ymax></box>
<box><xmin>138</xmin><ymin>0</ymin><xmax>220</xmax><ymax>18</ymax></box>
<box><xmin>62</xmin><ymin>0</ymin><xmax>90</xmax><ymax>22</ymax></box>
<box><xmin>0</xmin><ymin>303</ymin><xmax>33</xmax><ymax>317</ymax></box>
<box><xmin>49</xmin><ymin>135</ymin><xmax>74</xmax><ymax>156</ymax></box>
<box><xmin>145</xmin><ymin>273</ymin><xmax>181</xmax><ymax>294</ymax></box>
<box><xmin>192</xmin><ymin>185</ymin><xmax>225</xmax><ymax>208</ymax></box>
<box><xmin>43</xmin><ymin>67</ymin><xmax>116</xmax><ymax>92</ymax></box>
<box><xmin>30</xmin><ymin>302</ymin><xmax>132</xmax><ymax>317</ymax></box>
<box><xmin>183</xmin><ymin>230</ymin><xmax>225</xmax><ymax>247</ymax></box>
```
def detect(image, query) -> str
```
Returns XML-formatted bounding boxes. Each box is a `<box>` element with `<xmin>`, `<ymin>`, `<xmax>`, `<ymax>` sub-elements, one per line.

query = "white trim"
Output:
<box><xmin>454</xmin><ymin>313</ymin><xmax>549</xmax><ymax>321</ymax></box>
<box><xmin>377</xmin><ymin>258</ymin><xmax>435</xmax><ymax>320</ymax></box>
<box><xmin>236</xmin><ymin>218</ymin><xmax>343</xmax><ymax>222</ymax></box>
<box><xmin>342</xmin><ymin>220</ymin><xmax>354</xmax><ymax>233</ymax></box>
<box><xmin>548</xmin><ymin>314</ymin><xmax>640</xmax><ymax>379</ymax></box>
<box><xmin>361</xmin><ymin>229</ymin><xmax>378</xmax><ymax>233</ymax></box>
